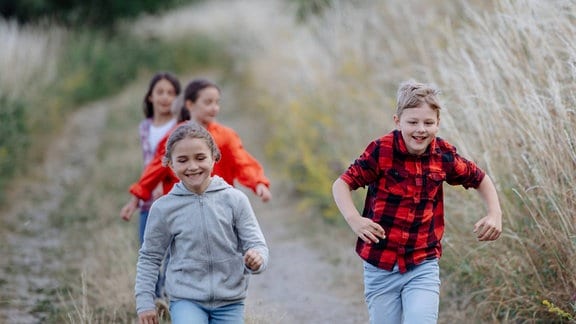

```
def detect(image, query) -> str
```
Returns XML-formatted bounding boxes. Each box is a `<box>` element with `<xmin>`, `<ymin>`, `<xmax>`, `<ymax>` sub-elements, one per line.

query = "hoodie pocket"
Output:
<box><xmin>172</xmin><ymin>260</ymin><xmax>210</xmax><ymax>291</ymax></box>
<box><xmin>212</xmin><ymin>256</ymin><xmax>248</xmax><ymax>298</ymax></box>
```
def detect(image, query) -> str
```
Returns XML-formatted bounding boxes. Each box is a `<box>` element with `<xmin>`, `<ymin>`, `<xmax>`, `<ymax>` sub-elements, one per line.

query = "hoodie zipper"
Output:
<box><xmin>200</xmin><ymin>197</ymin><xmax>215</xmax><ymax>303</ymax></box>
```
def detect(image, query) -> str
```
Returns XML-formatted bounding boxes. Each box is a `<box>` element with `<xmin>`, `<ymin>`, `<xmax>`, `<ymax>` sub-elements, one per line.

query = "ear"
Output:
<box><xmin>393</xmin><ymin>114</ymin><xmax>400</xmax><ymax>128</ymax></box>
<box><xmin>166</xmin><ymin>160</ymin><xmax>175</xmax><ymax>172</ymax></box>
<box><xmin>185</xmin><ymin>99</ymin><xmax>194</xmax><ymax>110</ymax></box>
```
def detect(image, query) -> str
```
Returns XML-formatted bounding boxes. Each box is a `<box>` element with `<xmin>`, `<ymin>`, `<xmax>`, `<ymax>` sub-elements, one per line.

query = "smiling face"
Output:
<box><xmin>394</xmin><ymin>103</ymin><xmax>439</xmax><ymax>155</ymax></box>
<box><xmin>168</xmin><ymin>136</ymin><xmax>215</xmax><ymax>194</ymax></box>
<box><xmin>148</xmin><ymin>78</ymin><xmax>178</xmax><ymax>118</ymax></box>
<box><xmin>186</xmin><ymin>86</ymin><xmax>221</xmax><ymax>127</ymax></box>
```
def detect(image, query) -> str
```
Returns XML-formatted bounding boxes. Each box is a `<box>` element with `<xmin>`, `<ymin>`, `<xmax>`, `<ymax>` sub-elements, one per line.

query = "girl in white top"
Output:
<box><xmin>121</xmin><ymin>72</ymin><xmax>180</xmax><ymax>245</ymax></box>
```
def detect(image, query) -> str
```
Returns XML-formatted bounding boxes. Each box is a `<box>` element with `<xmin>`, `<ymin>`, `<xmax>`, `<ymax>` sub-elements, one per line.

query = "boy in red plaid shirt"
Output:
<box><xmin>332</xmin><ymin>80</ymin><xmax>502</xmax><ymax>324</ymax></box>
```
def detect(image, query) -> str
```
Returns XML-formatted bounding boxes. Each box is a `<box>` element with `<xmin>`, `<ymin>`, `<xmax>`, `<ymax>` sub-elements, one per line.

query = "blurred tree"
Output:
<box><xmin>0</xmin><ymin>0</ymin><xmax>200</xmax><ymax>27</ymax></box>
<box><xmin>287</xmin><ymin>0</ymin><xmax>332</xmax><ymax>22</ymax></box>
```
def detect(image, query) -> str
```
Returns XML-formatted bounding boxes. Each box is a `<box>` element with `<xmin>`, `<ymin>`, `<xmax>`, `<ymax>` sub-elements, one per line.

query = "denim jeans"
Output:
<box><xmin>363</xmin><ymin>258</ymin><xmax>440</xmax><ymax>324</ymax></box>
<box><xmin>170</xmin><ymin>299</ymin><xmax>245</xmax><ymax>324</ymax></box>
<box><xmin>139</xmin><ymin>210</ymin><xmax>150</xmax><ymax>246</ymax></box>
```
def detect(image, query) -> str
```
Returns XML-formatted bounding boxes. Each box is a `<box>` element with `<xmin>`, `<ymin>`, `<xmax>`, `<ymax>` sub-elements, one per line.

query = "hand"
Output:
<box><xmin>255</xmin><ymin>183</ymin><xmax>272</xmax><ymax>203</ymax></box>
<box><xmin>120</xmin><ymin>196</ymin><xmax>139</xmax><ymax>222</ymax></box>
<box><xmin>138</xmin><ymin>309</ymin><xmax>158</xmax><ymax>324</ymax></box>
<box><xmin>244</xmin><ymin>249</ymin><xmax>263</xmax><ymax>271</ymax></box>
<box><xmin>347</xmin><ymin>215</ymin><xmax>386</xmax><ymax>244</ymax></box>
<box><xmin>473</xmin><ymin>213</ymin><xmax>502</xmax><ymax>241</ymax></box>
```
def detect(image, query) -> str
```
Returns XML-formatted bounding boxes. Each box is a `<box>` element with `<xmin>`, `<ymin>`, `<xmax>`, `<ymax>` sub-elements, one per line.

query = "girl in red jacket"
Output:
<box><xmin>120</xmin><ymin>78</ymin><xmax>272</xmax><ymax>221</ymax></box>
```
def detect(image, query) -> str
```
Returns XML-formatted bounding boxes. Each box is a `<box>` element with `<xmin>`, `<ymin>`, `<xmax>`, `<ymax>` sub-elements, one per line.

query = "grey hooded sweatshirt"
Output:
<box><xmin>135</xmin><ymin>176</ymin><xmax>269</xmax><ymax>314</ymax></box>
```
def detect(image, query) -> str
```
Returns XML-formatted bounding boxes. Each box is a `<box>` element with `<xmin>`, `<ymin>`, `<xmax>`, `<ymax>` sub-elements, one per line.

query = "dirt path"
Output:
<box><xmin>0</xmin><ymin>86</ymin><xmax>368</xmax><ymax>324</ymax></box>
<box><xmin>0</xmin><ymin>101</ymin><xmax>109</xmax><ymax>323</ymax></box>
<box><xmin>224</xmin><ymin>93</ymin><xmax>369</xmax><ymax>323</ymax></box>
<box><xmin>245</xmin><ymin>194</ymin><xmax>368</xmax><ymax>324</ymax></box>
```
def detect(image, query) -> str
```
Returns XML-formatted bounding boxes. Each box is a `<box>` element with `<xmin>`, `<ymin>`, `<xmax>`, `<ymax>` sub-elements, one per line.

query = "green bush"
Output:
<box><xmin>54</xmin><ymin>31</ymin><xmax>228</xmax><ymax>106</ymax></box>
<box><xmin>0</xmin><ymin>95</ymin><xmax>29</xmax><ymax>203</ymax></box>
<box><xmin>0</xmin><ymin>0</ymin><xmax>201</xmax><ymax>28</ymax></box>
<box><xmin>0</xmin><ymin>27</ymin><xmax>230</xmax><ymax>205</ymax></box>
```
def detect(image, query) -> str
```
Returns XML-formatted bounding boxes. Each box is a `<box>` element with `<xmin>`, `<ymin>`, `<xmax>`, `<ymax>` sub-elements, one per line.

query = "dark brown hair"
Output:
<box><xmin>143</xmin><ymin>72</ymin><xmax>181</xmax><ymax>118</ymax></box>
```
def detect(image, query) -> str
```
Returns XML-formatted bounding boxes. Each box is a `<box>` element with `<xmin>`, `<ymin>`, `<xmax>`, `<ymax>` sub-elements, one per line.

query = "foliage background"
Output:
<box><xmin>0</xmin><ymin>0</ymin><xmax>574</xmax><ymax>322</ymax></box>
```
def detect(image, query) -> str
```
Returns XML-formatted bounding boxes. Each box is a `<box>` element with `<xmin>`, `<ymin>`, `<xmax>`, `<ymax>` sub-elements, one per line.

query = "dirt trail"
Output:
<box><xmin>0</xmin><ymin>86</ymin><xmax>369</xmax><ymax>324</ymax></box>
<box><xmin>0</xmin><ymin>102</ymin><xmax>109</xmax><ymax>323</ymax></box>
<box><xmin>245</xmin><ymin>194</ymin><xmax>368</xmax><ymax>324</ymax></box>
<box><xmin>224</xmin><ymin>92</ymin><xmax>369</xmax><ymax>323</ymax></box>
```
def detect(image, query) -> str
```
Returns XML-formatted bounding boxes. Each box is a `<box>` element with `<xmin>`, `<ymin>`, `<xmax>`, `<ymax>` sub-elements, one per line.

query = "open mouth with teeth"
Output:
<box><xmin>412</xmin><ymin>135</ymin><xmax>428</xmax><ymax>142</ymax></box>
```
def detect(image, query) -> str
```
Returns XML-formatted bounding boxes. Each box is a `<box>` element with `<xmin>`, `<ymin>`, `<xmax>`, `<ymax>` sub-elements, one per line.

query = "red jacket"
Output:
<box><xmin>129</xmin><ymin>121</ymin><xmax>270</xmax><ymax>201</ymax></box>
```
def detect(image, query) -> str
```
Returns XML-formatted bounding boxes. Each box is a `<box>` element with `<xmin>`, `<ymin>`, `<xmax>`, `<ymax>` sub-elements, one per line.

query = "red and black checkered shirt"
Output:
<box><xmin>340</xmin><ymin>130</ymin><xmax>485</xmax><ymax>273</ymax></box>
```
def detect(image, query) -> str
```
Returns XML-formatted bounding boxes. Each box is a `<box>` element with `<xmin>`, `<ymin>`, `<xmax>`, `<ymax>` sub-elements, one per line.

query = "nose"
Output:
<box><xmin>186</xmin><ymin>160</ymin><xmax>198</xmax><ymax>171</ymax></box>
<box><xmin>416</xmin><ymin>123</ymin><xmax>425</xmax><ymax>132</ymax></box>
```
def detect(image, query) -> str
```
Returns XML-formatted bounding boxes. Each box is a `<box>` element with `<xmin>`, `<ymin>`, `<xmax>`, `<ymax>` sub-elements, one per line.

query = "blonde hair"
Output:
<box><xmin>162</xmin><ymin>121</ymin><xmax>221</xmax><ymax>166</ymax></box>
<box><xmin>396</xmin><ymin>80</ymin><xmax>441</xmax><ymax>118</ymax></box>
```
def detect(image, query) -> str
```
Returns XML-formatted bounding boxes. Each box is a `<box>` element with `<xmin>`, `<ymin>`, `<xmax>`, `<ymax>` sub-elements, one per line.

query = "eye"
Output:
<box><xmin>425</xmin><ymin>121</ymin><xmax>435</xmax><ymax>125</ymax></box>
<box><xmin>408</xmin><ymin>121</ymin><xmax>417</xmax><ymax>125</ymax></box>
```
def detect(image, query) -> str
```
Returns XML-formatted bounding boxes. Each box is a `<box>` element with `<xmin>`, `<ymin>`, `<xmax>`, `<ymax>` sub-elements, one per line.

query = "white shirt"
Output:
<box><xmin>149</xmin><ymin>118</ymin><xmax>176</xmax><ymax>154</ymax></box>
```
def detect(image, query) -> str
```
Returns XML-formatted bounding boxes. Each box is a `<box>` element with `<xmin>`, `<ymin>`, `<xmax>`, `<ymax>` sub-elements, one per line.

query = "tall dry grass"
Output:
<box><xmin>0</xmin><ymin>19</ymin><xmax>62</xmax><ymax>98</ymax></box>
<box><xmin>188</xmin><ymin>0</ymin><xmax>575</xmax><ymax>321</ymax></box>
<box><xmin>3</xmin><ymin>0</ymin><xmax>574</xmax><ymax>322</ymax></box>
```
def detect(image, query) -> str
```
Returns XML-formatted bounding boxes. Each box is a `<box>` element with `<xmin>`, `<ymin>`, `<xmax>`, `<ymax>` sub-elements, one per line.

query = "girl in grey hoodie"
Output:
<box><xmin>135</xmin><ymin>122</ymin><xmax>269</xmax><ymax>324</ymax></box>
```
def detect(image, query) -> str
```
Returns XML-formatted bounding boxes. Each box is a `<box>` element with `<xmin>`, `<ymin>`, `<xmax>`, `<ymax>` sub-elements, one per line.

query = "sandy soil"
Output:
<box><xmin>245</xmin><ymin>194</ymin><xmax>369</xmax><ymax>324</ymax></box>
<box><xmin>0</xmin><ymin>92</ymin><xmax>369</xmax><ymax>323</ymax></box>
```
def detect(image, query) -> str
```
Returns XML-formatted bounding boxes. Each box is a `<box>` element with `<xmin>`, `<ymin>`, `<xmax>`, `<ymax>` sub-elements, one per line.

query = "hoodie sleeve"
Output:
<box><xmin>235</xmin><ymin>192</ymin><xmax>269</xmax><ymax>274</ymax></box>
<box><xmin>135</xmin><ymin>202</ymin><xmax>172</xmax><ymax>314</ymax></box>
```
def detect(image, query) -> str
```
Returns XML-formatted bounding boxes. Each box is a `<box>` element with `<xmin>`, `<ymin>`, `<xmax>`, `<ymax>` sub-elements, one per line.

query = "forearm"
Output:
<box><xmin>130</xmin><ymin>160</ymin><xmax>169</xmax><ymax>200</ymax></box>
<box><xmin>332</xmin><ymin>178</ymin><xmax>361</xmax><ymax>223</ymax></box>
<box><xmin>476</xmin><ymin>175</ymin><xmax>502</xmax><ymax>216</ymax></box>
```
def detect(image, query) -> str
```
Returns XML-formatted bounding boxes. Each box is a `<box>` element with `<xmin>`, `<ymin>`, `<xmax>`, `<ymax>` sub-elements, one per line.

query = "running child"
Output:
<box><xmin>135</xmin><ymin>122</ymin><xmax>268</xmax><ymax>324</ymax></box>
<box><xmin>332</xmin><ymin>80</ymin><xmax>502</xmax><ymax>323</ymax></box>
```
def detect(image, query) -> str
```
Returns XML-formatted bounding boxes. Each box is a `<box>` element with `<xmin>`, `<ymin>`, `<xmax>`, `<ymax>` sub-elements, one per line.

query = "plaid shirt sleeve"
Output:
<box><xmin>340</xmin><ymin>139</ymin><xmax>383</xmax><ymax>190</ymax></box>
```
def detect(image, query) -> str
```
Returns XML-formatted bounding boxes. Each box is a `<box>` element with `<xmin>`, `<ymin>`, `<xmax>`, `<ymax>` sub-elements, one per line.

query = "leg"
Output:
<box><xmin>363</xmin><ymin>261</ymin><xmax>403</xmax><ymax>324</ymax></box>
<box><xmin>210</xmin><ymin>302</ymin><xmax>245</xmax><ymax>324</ymax></box>
<box><xmin>402</xmin><ymin>259</ymin><xmax>441</xmax><ymax>324</ymax></box>
<box><xmin>170</xmin><ymin>299</ymin><xmax>209</xmax><ymax>324</ymax></box>
<box><xmin>139</xmin><ymin>210</ymin><xmax>149</xmax><ymax>246</ymax></box>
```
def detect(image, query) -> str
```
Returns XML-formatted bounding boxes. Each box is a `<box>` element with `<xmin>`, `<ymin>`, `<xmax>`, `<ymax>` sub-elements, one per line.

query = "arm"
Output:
<box><xmin>332</xmin><ymin>178</ymin><xmax>385</xmax><ymax>244</ymax></box>
<box><xmin>129</xmin><ymin>138</ymin><xmax>172</xmax><ymax>201</ymax></box>
<box><xmin>236</xmin><ymin>193</ymin><xmax>269</xmax><ymax>273</ymax></box>
<box><xmin>120</xmin><ymin>132</ymin><xmax>175</xmax><ymax>221</ymax></box>
<box><xmin>135</xmin><ymin>204</ymin><xmax>172</xmax><ymax>316</ymax></box>
<box><xmin>224</xmin><ymin>129</ymin><xmax>272</xmax><ymax>202</ymax></box>
<box><xmin>472</xmin><ymin>175</ymin><xmax>502</xmax><ymax>241</ymax></box>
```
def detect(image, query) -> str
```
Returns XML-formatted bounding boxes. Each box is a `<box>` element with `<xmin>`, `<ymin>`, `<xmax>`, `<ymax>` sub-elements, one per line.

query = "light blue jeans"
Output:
<box><xmin>363</xmin><ymin>258</ymin><xmax>440</xmax><ymax>324</ymax></box>
<box><xmin>170</xmin><ymin>300</ymin><xmax>245</xmax><ymax>324</ymax></box>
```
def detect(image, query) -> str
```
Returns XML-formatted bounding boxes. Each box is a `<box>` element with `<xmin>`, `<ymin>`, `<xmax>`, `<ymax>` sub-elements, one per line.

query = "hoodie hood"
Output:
<box><xmin>169</xmin><ymin>175</ymin><xmax>231</xmax><ymax>196</ymax></box>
